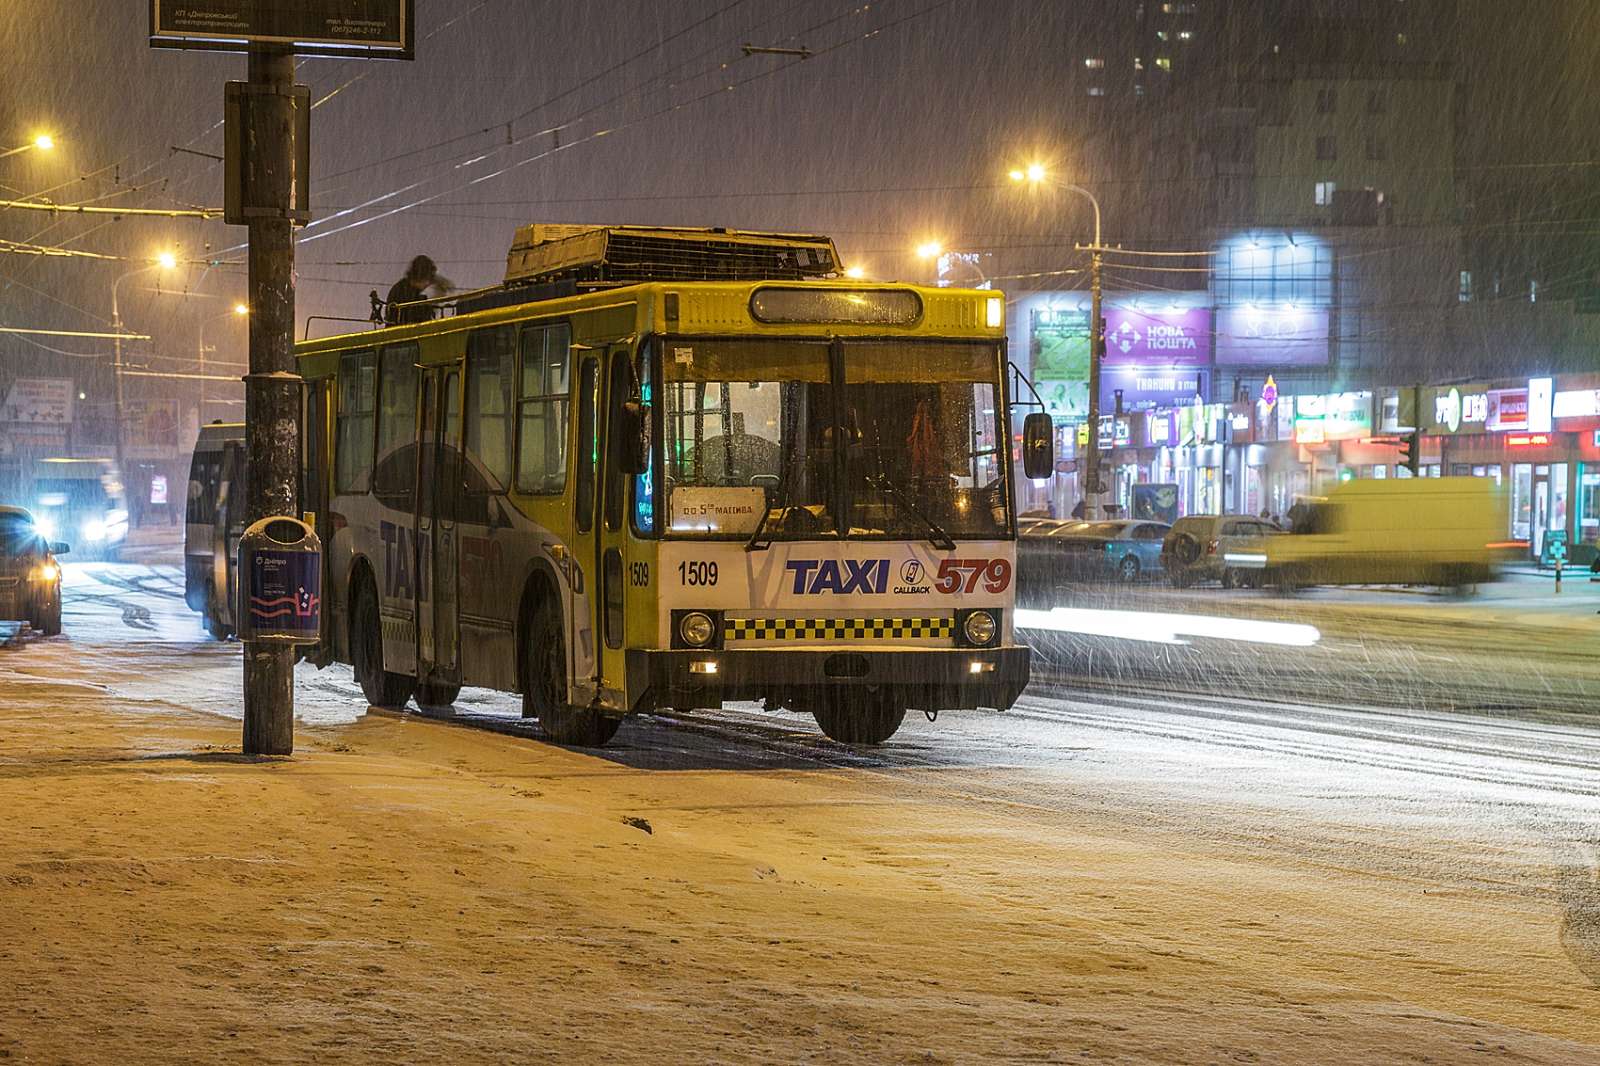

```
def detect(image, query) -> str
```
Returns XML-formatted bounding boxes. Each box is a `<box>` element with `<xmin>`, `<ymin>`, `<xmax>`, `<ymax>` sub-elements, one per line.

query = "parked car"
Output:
<box><xmin>1160</xmin><ymin>514</ymin><xmax>1279</xmax><ymax>588</ymax></box>
<box><xmin>0</xmin><ymin>506</ymin><xmax>68</xmax><ymax>636</ymax></box>
<box><xmin>1019</xmin><ymin>519</ymin><xmax>1171</xmax><ymax>600</ymax></box>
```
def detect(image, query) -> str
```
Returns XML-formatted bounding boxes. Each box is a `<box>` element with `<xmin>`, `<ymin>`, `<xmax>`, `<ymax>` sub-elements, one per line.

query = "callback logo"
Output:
<box><xmin>786</xmin><ymin>559</ymin><xmax>890</xmax><ymax>595</ymax></box>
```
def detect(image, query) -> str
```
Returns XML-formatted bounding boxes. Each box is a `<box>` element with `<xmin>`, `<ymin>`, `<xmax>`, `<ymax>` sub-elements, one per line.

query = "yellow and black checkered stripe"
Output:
<box><xmin>724</xmin><ymin>616</ymin><xmax>953</xmax><ymax>641</ymax></box>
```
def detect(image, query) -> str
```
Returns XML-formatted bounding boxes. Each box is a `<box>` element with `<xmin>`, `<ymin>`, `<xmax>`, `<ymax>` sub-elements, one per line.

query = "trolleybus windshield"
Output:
<box><xmin>662</xmin><ymin>338</ymin><xmax>1008</xmax><ymax>541</ymax></box>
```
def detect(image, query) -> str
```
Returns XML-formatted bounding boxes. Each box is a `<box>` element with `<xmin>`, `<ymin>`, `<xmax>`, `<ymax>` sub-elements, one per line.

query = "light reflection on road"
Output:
<box><xmin>1016</xmin><ymin>606</ymin><xmax>1322</xmax><ymax>647</ymax></box>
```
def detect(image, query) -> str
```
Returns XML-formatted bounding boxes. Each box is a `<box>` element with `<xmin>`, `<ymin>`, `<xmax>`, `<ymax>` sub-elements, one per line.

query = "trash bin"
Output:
<box><xmin>236</xmin><ymin>516</ymin><xmax>322</xmax><ymax>645</ymax></box>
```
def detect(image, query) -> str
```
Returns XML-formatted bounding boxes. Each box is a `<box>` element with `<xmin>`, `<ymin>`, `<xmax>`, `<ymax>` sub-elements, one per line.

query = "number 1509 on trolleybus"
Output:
<box><xmin>204</xmin><ymin>225</ymin><xmax>1053</xmax><ymax>746</ymax></box>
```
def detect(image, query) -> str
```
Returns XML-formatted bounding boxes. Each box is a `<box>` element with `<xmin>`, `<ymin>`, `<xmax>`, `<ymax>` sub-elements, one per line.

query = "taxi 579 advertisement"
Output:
<box><xmin>654</xmin><ymin>539</ymin><xmax>1016</xmax><ymax>632</ymax></box>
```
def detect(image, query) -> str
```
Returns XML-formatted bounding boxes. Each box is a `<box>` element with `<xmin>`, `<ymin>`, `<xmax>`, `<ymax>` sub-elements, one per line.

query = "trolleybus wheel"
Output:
<box><xmin>416</xmin><ymin>681</ymin><xmax>461</xmax><ymax>708</ymax></box>
<box><xmin>812</xmin><ymin>690</ymin><xmax>906</xmax><ymax>745</ymax></box>
<box><xmin>34</xmin><ymin>603</ymin><xmax>61</xmax><ymax>638</ymax></box>
<box><xmin>522</xmin><ymin>600</ymin><xmax>620</xmax><ymax>747</ymax></box>
<box><xmin>352</xmin><ymin>577</ymin><xmax>415</xmax><ymax>709</ymax></box>
<box><xmin>203</xmin><ymin>581</ymin><xmax>232</xmax><ymax>641</ymax></box>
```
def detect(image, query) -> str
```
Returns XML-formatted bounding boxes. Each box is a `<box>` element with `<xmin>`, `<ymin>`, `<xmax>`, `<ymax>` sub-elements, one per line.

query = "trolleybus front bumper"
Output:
<box><xmin>626</xmin><ymin>645</ymin><xmax>1030</xmax><ymax>713</ymax></box>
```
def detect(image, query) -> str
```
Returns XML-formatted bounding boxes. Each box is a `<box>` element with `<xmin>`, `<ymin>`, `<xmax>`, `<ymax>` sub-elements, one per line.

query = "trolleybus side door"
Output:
<box><xmin>568</xmin><ymin>354</ymin><xmax>601</xmax><ymax>704</ymax></box>
<box><xmin>595</xmin><ymin>346</ymin><xmax>635</xmax><ymax>708</ymax></box>
<box><xmin>415</xmin><ymin>364</ymin><xmax>464</xmax><ymax>684</ymax></box>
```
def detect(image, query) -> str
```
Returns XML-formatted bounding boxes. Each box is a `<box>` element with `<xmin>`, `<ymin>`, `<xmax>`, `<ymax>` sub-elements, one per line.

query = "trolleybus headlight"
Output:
<box><xmin>962</xmin><ymin>609</ymin><xmax>997</xmax><ymax>647</ymax></box>
<box><xmin>679</xmin><ymin>611</ymin><xmax>716</xmax><ymax>648</ymax></box>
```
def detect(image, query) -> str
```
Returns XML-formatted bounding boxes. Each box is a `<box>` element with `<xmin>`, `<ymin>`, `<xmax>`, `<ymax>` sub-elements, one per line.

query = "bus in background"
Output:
<box><xmin>184</xmin><ymin>422</ymin><xmax>247</xmax><ymax>639</ymax></box>
<box><xmin>293</xmin><ymin>225</ymin><xmax>1040</xmax><ymax>746</ymax></box>
<box><xmin>29</xmin><ymin>458</ymin><xmax>128</xmax><ymax>561</ymax></box>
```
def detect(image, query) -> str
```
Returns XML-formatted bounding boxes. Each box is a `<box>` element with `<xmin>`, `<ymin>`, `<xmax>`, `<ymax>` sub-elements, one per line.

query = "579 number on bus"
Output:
<box><xmin>678</xmin><ymin>560</ymin><xmax>719</xmax><ymax>587</ymax></box>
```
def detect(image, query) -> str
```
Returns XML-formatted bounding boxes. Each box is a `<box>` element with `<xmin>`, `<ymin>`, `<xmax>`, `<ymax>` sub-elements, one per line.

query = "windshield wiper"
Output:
<box><xmin>867</xmin><ymin>472</ymin><xmax>956</xmax><ymax>552</ymax></box>
<box><xmin>745</xmin><ymin>476</ymin><xmax>786</xmax><ymax>552</ymax></box>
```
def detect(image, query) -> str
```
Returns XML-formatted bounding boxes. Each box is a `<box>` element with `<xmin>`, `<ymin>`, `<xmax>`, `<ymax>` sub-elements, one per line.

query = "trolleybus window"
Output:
<box><xmin>576</xmin><ymin>357</ymin><xmax>599</xmax><ymax>533</ymax></box>
<box><xmin>373</xmin><ymin>343</ymin><xmax>420</xmax><ymax>508</ymax></box>
<box><xmin>515</xmin><ymin>322</ymin><xmax>571</xmax><ymax>495</ymax></box>
<box><xmin>843</xmin><ymin>341</ymin><xmax>1009</xmax><ymax>539</ymax></box>
<box><xmin>633</xmin><ymin>351</ymin><xmax>656</xmax><ymax>535</ymax></box>
<box><xmin>663</xmin><ymin>339</ymin><xmax>832</xmax><ymax>538</ymax></box>
<box><xmin>335</xmin><ymin>348</ymin><xmax>377</xmax><ymax>494</ymax></box>
<box><xmin>466</xmin><ymin>326</ymin><xmax>515</xmax><ymax>491</ymax></box>
<box><xmin>661</xmin><ymin>339</ymin><xmax>1007</xmax><ymax>540</ymax></box>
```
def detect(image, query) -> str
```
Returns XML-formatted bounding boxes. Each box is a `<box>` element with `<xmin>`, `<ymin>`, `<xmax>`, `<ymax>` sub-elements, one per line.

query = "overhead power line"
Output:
<box><xmin>0</xmin><ymin>198</ymin><xmax>221</xmax><ymax>219</ymax></box>
<box><xmin>0</xmin><ymin>326</ymin><xmax>151</xmax><ymax>340</ymax></box>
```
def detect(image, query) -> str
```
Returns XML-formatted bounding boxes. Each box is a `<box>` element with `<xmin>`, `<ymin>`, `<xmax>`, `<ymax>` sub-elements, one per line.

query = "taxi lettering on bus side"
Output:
<box><xmin>379</xmin><ymin>519</ymin><xmax>430</xmax><ymax>602</ymax></box>
<box><xmin>783</xmin><ymin>557</ymin><xmax>1012</xmax><ymax>595</ymax></box>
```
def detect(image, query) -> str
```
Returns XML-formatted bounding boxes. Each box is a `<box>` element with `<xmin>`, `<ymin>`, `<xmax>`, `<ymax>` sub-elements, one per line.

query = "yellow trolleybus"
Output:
<box><xmin>293</xmin><ymin>225</ymin><xmax>1042</xmax><ymax>745</ymax></box>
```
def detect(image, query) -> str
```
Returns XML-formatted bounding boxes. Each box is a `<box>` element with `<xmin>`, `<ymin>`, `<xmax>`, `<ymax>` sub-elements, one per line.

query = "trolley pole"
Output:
<box><xmin>241</xmin><ymin>45</ymin><xmax>300</xmax><ymax>756</ymax></box>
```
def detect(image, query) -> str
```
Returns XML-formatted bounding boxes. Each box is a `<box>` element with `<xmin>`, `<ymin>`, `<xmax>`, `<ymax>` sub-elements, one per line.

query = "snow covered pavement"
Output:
<box><xmin>1</xmin><ymin>562</ymin><xmax>1598</xmax><ymax>1062</ymax></box>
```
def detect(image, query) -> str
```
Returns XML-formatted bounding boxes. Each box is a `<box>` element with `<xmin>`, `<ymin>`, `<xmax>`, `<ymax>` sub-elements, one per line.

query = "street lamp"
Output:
<box><xmin>1010</xmin><ymin>162</ymin><xmax>1106</xmax><ymax>518</ymax></box>
<box><xmin>0</xmin><ymin>133</ymin><xmax>57</xmax><ymax>160</ymax></box>
<box><xmin>198</xmin><ymin>303</ymin><xmax>248</xmax><ymax>422</ymax></box>
<box><xmin>111</xmin><ymin>251</ymin><xmax>181</xmax><ymax>474</ymax></box>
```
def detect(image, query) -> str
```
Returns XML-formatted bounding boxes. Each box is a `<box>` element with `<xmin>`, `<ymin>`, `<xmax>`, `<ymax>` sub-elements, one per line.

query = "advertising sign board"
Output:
<box><xmin>1131</xmin><ymin>484</ymin><xmax>1180</xmax><ymax>524</ymax></box>
<box><xmin>1423</xmin><ymin>385</ymin><xmax>1489</xmax><ymax>436</ymax></box>
<box><xmin>1215</xmin><ymin>305</ymin><xmax>1330</xmax><ymax>367</ymax></box>
<box><xmin>151</xmin><ymin>1</ymin><xmax>414</xmax><ymax>57</ymax></box>
<box><xmin>1101</xmin><ymin>307</ymin><xmax>1212</xmax><ymax>367</ymax></box>
<box><xmin>1098</xmin><ymin>365</ymin><xmax>1206</xmax><ymax>409</ymax></box>
<box><xmin>1528</xmin><ymin>377</ymin><xmax>1555</xmax><ymax>433</ymax></box>
<box><xmin>1</xmin><ymin>379</ymin><xmax>73</xmax><ymax>426</ymax></box>
<box><xmin>122</xmin><ymin>399</ymin><xmax>183</xmax><ymax>460</ymax></box>
<box><xmin>1032</xmin><ymin>309</ymin><xmax>1090</xmax><ymax>423</ymax></box>
<box><xmin>1487</xmin><ymin>388</ymin><xmax>1528</xmax><ymax>431</ymax></box>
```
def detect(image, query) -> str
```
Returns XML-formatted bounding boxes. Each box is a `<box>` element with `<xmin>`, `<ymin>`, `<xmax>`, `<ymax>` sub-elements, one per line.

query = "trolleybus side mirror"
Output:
<box><xmin>1021</xmin><ymin>412</ymin><xmax>1054</xmax><ymax>480</ymax></box>
<box><xmin>616</xmin><ymin>400</ymin><xmax>651</xmax><ymax>476</ymax></box>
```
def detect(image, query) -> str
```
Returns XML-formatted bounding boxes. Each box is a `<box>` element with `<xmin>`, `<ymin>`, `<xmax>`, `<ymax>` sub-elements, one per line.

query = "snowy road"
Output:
<box><xmin>29</xmin><ymin>560</ymin><xmax>1600</xmax><ymax>902</ymax></box>
<box><xmin>2</xmin><ymin>559</ymin><xmax>1598</xmax><ymax>1061</ymax></box>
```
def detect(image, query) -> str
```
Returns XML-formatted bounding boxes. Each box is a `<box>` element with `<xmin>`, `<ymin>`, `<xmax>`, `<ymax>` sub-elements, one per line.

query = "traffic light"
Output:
<box><xmin>1400</xmin><ymin>430</ymin><xmax>1420</xmax><ymax>475</ymax></box>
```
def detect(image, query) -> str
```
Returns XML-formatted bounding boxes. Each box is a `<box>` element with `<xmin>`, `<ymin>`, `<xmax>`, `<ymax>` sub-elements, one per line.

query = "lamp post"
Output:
<box><xmin>1010</xmin><ymin>164</ymin><xmax>1105</xmax><ymax>518</ymax></box>
<box><xmin>198</xmin><ymin>303</ymin><xmax>249</xmax><ymax>423</ymax></box>
<box><xmin>111</xmin><ymin>251</ymin><xmax>179</xmax><ymax>472</ymax></box>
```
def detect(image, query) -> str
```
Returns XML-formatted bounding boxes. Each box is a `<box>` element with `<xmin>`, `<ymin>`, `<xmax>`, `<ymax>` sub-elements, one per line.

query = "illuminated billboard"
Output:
<box><xmin>1215</xmin><ymin>305</ymin><xmax>1329</xmax><ymax>367</ymax></box>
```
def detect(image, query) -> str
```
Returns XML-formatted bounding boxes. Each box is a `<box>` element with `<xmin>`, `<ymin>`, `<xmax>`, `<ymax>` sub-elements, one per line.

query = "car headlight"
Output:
<box><xmin>35</xmin><ymin>562</ymin><xmax>60</xmax><ymax>583</ymax></box>
<box><xmin>679</xmin><ymin>611</ymin><xmax>716</xmax><ymax>648</ymax></box>
<box><xmin>962</xmin><ymin>609</ymin><xmax>997</xmax><ymax>646</ymax></box>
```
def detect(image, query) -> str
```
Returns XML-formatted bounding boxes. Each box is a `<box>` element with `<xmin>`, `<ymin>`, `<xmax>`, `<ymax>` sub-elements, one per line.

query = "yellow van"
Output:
<box><xmin>1259</xmin><ymin>477</ymin><xmax>1507</xmax><ymax>589</ymax></box>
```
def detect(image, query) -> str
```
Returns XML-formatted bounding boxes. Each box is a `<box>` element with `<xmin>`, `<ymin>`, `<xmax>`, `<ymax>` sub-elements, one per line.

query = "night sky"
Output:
<box><xmin>1</xmin><ymin>1</ymin><xmax>1597</xmax><ymax>389</ymax></box>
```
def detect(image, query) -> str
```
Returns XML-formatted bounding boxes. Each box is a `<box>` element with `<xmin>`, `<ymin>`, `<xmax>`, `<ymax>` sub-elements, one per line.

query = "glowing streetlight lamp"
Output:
<box><xmin>233</xmin><ymin>302</ymin><xmax>249</xmax><ymax>316</ymax></box>
<box><xmin>915</xmin><ymin>240</ymin><xmax>942</xmax><ymax>261</ymax></box>
<box><xmin>0</xmin><ymin>132</ymin><xmax>58</xmax><ymax>160</ymax></box>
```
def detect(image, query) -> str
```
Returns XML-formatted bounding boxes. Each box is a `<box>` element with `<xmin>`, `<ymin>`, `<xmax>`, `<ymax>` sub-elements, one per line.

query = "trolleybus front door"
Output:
<box><xmin>415</xmin><ymin>365</ymin><xmax>463</xmax><ymax>685</ymax></box>
<box><xmin>568</xmin><ymin>350</ymin><xmax>631</xmax><ymax>711</ymax></box>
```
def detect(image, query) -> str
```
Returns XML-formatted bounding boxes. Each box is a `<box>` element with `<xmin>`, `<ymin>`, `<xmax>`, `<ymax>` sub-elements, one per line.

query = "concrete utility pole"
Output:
<box><xmin>241</xmin><ymin>46</ymin><xmax>301</xmax><ymax>756</ymax></box>
<box><xmin>1085</xmin><ymin>242</ymin><xmax>1104</xmax><ymax>519</ymax></box>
